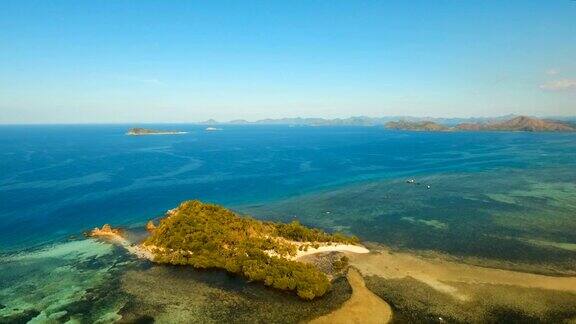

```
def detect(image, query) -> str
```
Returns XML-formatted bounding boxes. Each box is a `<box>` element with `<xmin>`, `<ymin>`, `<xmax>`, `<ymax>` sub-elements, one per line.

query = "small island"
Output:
<box><xmin>386</xmin><ymin>116</ymin><xmax>576</xmax><ymax>132</ymax></box>
<box><xmin>90</xmin><ymin>200</ymin><xmax>367</xmax><ymax>300</ymax></box>
<box><xmin>385</xmin><ymin>120</ymin><xmax>450</xmax><ymax>131</ymax></box>
<box><xmin>126</xmin><ymin>128</ymin><xmax>187</xmax><ymax>136</ymax></box>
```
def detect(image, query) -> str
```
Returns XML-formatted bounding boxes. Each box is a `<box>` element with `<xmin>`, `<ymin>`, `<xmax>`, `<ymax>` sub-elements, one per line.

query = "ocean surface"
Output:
<box><xmin>1</xmin><ymin>124</ymin><xmax>575</xmax><ymax>322</ymax></box>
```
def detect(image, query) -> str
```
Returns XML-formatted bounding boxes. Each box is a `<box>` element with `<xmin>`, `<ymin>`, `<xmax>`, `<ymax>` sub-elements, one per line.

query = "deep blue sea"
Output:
<box><xmin>0</xmin><ymin>124</ymin><xmax>575</xmax><ymax>254</ymax></box>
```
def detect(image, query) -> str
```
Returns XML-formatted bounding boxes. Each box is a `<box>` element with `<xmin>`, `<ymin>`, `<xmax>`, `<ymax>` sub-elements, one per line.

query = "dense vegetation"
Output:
<box><xmin>144</xmin><ymin>200</ymin><xmax>359</xmax><ymax>299</ymax></box>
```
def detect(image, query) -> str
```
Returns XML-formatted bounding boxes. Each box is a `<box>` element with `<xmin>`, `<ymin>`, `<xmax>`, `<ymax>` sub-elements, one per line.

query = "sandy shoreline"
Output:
<box><xmin>310</xmin><ymin>268</ymin><xmax>392</xmax><ymax>324</ymax></box>
<box><xmin>91</xmin><ymin>229</ymin><xmax>576</xmax><ymax>300</ymax></box>
<box><xmin>88</xmin><ymin>230</ymin><xmax>576</xmax><ymax>322</ymax></box>
<box><xmin>88</xmin><ymin>229</ymin><xmax>155</xmax><ymax>260</ymax></box>
<box><xmin>348</xmin><ymin>246</ymin><xmax>576</xmax><ymax>301</ymax></box>
<box><xmin>293</xmin><ymin>244</ymin><xmax>370</xmax><ymax>260</ymax></box>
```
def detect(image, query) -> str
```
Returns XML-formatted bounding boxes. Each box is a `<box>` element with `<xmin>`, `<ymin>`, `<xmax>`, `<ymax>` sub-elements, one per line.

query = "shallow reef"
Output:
<box><xmin>119</xmin><ymin>264</ymin><xmax>352</xmax><ymax>323</ymax></box>
<box><xmin>244</xmin><ymin>167</ymin><xmax>576</xmax><ymax>273</ymax></box>
<box><xmin>0</xmin><ymin>239</ymin><xmax>131</xmax><ymax>323</ymax></box>
<box><xmin>364</xmin><ymin>275</ymin><xmax>576</xmax><ymax>323</ymax></box>
<box><xmin>0</xmin><ymin>234</ymin><xmax>355</xmax><ymax>324</ymax></box>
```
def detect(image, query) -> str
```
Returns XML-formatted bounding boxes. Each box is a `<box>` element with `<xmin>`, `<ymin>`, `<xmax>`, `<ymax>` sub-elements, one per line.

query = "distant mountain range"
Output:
<box><xmin>385</xmin><ymin>120</ymin><xmax>450</xmax><ymax>131</ymax></box>
<box><xmin>386</xmin><ymin>116</ymin><xmax>576</xmax><ymax>132</ymax></box>
<box><xmin>199</xmin><ymin>115</ymin><xmax>576</xmax><ymax>131</ymax></box>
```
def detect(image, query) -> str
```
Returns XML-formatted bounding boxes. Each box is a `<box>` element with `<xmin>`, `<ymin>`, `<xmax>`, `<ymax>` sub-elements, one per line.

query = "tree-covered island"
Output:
<box><xmin>142</xmin><ymin>200</ymin><xmax>361</xmax><ymax>299</ymax></box>
<box><xmin>126</xmin><ymin>127</ymin><xmax>187</xmax><ymax>136</ymax></box>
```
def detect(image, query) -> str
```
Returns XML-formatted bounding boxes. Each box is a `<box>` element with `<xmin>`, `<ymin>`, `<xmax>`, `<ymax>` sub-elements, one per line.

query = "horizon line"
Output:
<box><xmin>1</xmin><ymin>113</ymin><xmax>576</xmax><ymax>126</ymax></box>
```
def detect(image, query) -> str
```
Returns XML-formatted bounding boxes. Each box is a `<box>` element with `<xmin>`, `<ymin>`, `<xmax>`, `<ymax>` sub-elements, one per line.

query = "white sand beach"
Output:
<box><xmin>294</xmin><ymin>244</ymin><xmax>370</xmax><ymax>260</ymax></box>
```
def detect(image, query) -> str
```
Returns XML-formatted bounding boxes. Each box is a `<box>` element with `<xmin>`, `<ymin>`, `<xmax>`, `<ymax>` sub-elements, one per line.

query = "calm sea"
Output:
<box><xmin>2</xmin><ymin>124</ymin><xmax>576</xmax><ymax>322</ymax></box>
<box><xmin>0</xmin><ymin>124</ymin><xmax>575</xmax><ymax>253</ymax></box>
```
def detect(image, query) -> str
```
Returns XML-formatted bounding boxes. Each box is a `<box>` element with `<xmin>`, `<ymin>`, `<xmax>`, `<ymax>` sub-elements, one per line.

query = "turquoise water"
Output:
<box><xmin>2</xmin><ymin>125</ymin><xmax>574</xmax><ymax>252</ymax></box>
<box><xmin>1</xmin><ymin>125</ymin><xmax>576</xmax><ymax>321</ymax></box>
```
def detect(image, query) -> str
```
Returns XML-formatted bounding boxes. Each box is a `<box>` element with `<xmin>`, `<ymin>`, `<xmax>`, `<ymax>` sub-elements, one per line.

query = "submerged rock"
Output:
<box><xmin>88</xmin><ymin>224</ymin><xmax>123</xmax><ymax>238</ymax></box>
<box><xmin>145</xmin><ymin>220</ymin><xmax>156</xmax><ymax>233</ymax></box>
<box><xmin>1</xmin><ymin>309</ymin><xmax>41</xmax><ymax>323</ymax></box>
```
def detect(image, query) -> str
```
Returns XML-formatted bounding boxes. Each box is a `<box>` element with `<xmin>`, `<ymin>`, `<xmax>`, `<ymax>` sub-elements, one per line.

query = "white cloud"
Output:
<box><xmin>539</xmin><ymin>79</ymin><xmax>576</xmax><ymax>92</ymax></box>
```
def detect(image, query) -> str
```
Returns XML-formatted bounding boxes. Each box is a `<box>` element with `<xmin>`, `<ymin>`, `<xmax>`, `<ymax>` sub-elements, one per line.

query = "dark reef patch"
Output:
<box><xmin>364</xmin><ymin>275</ymin><xmax>576</xmax><ymax>323</ymax></box>
<box><xmin>119</xmin><ymin>264</ymin><xmax>352</xmax><ymax>323</ymax></box>
<box><xmin>0</xmin><ymin>309</ymin><xmax>40</xmax><ymax>324</ymax></box>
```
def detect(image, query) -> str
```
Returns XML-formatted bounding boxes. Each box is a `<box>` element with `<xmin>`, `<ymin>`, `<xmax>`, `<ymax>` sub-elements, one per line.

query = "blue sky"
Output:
<box><xmin>1</xmin><ymin>0</ymin><xmax>575</xmax><ymax>123</ymax></box>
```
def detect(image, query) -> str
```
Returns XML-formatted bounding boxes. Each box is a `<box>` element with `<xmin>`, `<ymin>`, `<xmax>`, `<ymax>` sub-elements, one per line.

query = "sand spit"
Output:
<box><xmin>124</xmin><ymin>244</ymin><xmax>155</xmax><ymax>260</ymax></box>
<box><xmin>88</xmin><ymin>225</ymin><xmax>154</xmax><ymax>260</ymax></box>
<box><xmin>294</xmin><ymin>244</ymin><xmax>370</xmax><ymax>260</ymax></box>
<box><xmin>310</xmin><ymin>268</ymin><xmax>392</xmax><ymax>324</ymax></box>
<box><xmin>348</xmin><ymin>247</ymin><xmax>576</xmax><ymax>300</ymax></box>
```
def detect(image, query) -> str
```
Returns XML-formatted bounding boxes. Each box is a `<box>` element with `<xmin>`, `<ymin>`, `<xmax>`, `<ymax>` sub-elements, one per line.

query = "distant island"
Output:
<box><xmin>386</xmin><ymin>116</ymin><xmax>576</xmax><ymax>132</ymax></box>
<box><xmin>91</xmin><ymin>200</ymin><xmax>366</xmax><ymax>300</ymax></box>
<box><xmin>126</xmin><ymin>128</ymin><xmax>187</xmax><ymax>136</ymax></box>
<box><xmin>197</xmin><ymin>115</ymin><xmax>576</xmax><ymax>128</ymax></box>
<box><xmin>385</xmin><ymin>120</ymin><xmax>450</xmax><ymax>132</ymax></box>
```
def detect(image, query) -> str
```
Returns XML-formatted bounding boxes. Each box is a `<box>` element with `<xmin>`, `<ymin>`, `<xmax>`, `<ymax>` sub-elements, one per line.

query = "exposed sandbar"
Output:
<box><xmin>310</xmin><ymin>267</ymin><xmax>392</xmax><ymax>324</ymax></box>
<box><xmin>348</xmin><ymin>246</ymin><xmax>576</xmax><ymax>301</ymax></box>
